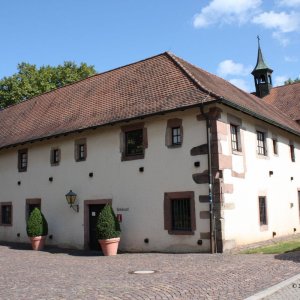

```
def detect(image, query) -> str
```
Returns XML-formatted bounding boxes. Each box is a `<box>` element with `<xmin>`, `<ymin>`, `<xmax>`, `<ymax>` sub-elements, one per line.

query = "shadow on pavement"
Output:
<box><xmin>275</xmin><ymin>250</ymin><xmax>300</xmax><ymax>263</ymax></box>
<box><xmin>0</xmin><ymin>241</ymin><xmax>103</xmax><ymax>257</ymax></box>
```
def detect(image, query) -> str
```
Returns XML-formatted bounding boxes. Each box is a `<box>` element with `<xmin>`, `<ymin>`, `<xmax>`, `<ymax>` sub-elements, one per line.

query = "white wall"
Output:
<box><xmin>219</xmin><ymin>106</ymin><xmax>300</xmax><ymax>248</ymax></box>
<box><xmin>0</xmin><ymin>108</ymin><xmax>210</xmax><ymax>252</ymax></box>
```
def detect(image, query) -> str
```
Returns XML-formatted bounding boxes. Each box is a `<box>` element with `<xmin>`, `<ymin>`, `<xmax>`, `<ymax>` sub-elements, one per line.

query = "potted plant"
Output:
<box><xmin>26</xmin><ymin>207</ymin><xmax>48</xmax><ymax>251</ymax></box>
<box><xmin>96</xmin><ymin>204</ymin><xmax>121</xmax><ymax>256</ymax></box>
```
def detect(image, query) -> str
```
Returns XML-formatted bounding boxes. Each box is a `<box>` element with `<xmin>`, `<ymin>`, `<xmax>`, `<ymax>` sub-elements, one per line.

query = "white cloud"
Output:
<box><xmin>217</xmin><ymin>60</ymin><xmax>252</xmax><ymax>77</ymax></box>
<box><xmin>252</xmin><ymin>11</ymin><xmax>300</xmax><ymax>33</ymax></box>
<box><xmin>229</xmin><ymin>79</ymin><xmax>250</xmax><ymax>92</ymax></box>
<box><xmin>274</xmin><ymin>75</ymin><xmax>289</xmax><ymax>86</ymax></box>
<box><xmin>284</xmin><ymin>55</ymin><xmax>298</xmax><ymax>62</ymax></box>
<box><xmin>272</xmin><ymin>32</ymin><xmax>290</xmax><ymax>46</ymax></box>
<box><xmin>278</xmin><ymin>0</ymin><xmax>300</xmax><ymax>7</ymax></box>
<box><xmin>193</xmin><ymin>0</ymin><xmax>262</xmax><ymax>28</ymax></box>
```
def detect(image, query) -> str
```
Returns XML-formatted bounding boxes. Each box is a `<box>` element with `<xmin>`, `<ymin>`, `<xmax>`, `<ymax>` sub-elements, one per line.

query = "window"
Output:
<box><xmin>272</xmin><ymin>139</ymin><xmax>278</xmax><ymax>155</ymax></box>
<box><xmin>165</xmin><ymin>118</ymin><xmax>183</xmax><ymax>148</ymax></box>
<box><xmin>75</xmin><ymin>138</ymin><xmax>87</xmax><ymax>162</ymax></box>
<box><xmin>121</xmin><ymin>123</ymin><xmax>147</xmax><ymax>161</ymax></box>
<box><xmin>125</xmin><ymin>129</ymin><xmax>144</xmax><ymax>156</ymax></box>
<box><xmin>18</xmin><ymin>149</ymin><xmax>28</xmax><ymax>172</ymax></box>
<box><xmin>172</xmin><ymin>127</ymin><xmax>181</xmax><ymax>145</ymax></box>
<box><xmin>257</xmin><ymin>131</ymin><xmax>266</xmax><ymax>156</ymax></box>
<box><xmin>259</xmin><ymin>196</ymin><xmax>267</xmax><ymax>226</ymax></box>
<box><xmin>164</xmin><ymin>192</ymin><xmax>195</xmax><ymax>235</ymax></box>
<box><xmin>50</xmin><ymin>148</ymin><xmax>61</xmax><ymax>166</ymax></box>
<box><xmin>230</xmin><ymin>124</ymin><xmax>240</xmax><ymax>151</ymax></box>
<box><xmin>0</xmin><ymin>202</ymin><xmax>12</xmax><ymax>226</ymax></box>
<box><xmin>290</xmin><ymin>144</ymin><xmax>295</xmax><ymax>162</ymax></box>
<box><xmin>171</xmin><ymin>198</ymin><xmax>191</xmax><ymax>231</ymax></box>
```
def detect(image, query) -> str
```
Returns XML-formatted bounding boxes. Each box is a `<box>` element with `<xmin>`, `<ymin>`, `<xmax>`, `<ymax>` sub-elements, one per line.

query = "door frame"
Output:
<box><xmin>84</xmin><ymin>199</ymin><xmax>112</xmax><ymax>249</ymax></box>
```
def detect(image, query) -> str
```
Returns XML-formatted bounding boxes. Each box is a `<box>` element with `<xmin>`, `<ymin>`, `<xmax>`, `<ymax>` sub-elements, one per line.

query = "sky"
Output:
<box><xmin>0</xmin><ymin>0</ymin><xmax>299</xmax><ymax>93</ymax></box>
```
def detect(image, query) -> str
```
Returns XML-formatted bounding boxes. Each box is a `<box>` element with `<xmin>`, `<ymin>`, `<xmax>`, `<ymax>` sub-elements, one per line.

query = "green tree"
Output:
<box><xmin>0</xmin><ymin>61</ymin><xmax>96</xmax><ymax>108</ymax></box>
<box><xmin>26</xmin><ymin>208</ymin><xmax>48</xmax><ymax>237</ymax></box>
<box><xmin>96</xmin><ymin>204</ymin><xmax>121</xmax><ymax>240</ymax></box>
<box><xmin>284</xmin><ymin>77</ymin><xmax>300</xmax><ymax>85</ymax></box>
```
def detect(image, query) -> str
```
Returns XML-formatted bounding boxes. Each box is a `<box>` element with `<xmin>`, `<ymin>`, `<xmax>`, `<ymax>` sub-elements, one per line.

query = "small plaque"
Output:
<box><xmin>92</xmin><ymin>212</ymin><xmax>96</xmax><ymax>216</ymax></box>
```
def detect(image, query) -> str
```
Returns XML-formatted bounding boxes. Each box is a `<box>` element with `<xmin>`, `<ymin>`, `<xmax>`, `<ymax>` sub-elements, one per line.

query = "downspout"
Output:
<box><xmin>200</xmin><ymin>99</ymin><xmax>215</xmax><ymax>254</ymax></box>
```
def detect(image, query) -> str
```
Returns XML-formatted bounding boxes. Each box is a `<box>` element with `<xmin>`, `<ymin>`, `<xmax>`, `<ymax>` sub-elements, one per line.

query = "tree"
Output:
<box><xmin>284</xmin><ymin>77</ymin><xmax>300</xmax><ymax>85</ymax></box>
<box><xmin>0</xmin><ymin>61</ymin><xmax>96</xmax><ymax>109</ymax></box>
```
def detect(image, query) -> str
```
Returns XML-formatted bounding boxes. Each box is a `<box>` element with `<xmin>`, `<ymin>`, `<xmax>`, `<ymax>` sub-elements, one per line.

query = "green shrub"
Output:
<box><xmin>26</xmin><ymin>208</ymin><xmax>48</xmax><ymax>237</ymax></box>
<box><xmin>96</xmin><ymin>204</ymin><xmax>121</xmax><ymax>240</ymax></box>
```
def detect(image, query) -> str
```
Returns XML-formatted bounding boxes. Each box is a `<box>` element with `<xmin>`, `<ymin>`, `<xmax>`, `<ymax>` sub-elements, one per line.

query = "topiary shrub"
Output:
<box><xmin>96</xmin><ymin>204</ymin><xmax>121</xmax><ymax>240</ymax></box>
<box><xmin>26</xmin><ymin>208</ymin><xmax>48</xmax><ymax>237</ymax></box>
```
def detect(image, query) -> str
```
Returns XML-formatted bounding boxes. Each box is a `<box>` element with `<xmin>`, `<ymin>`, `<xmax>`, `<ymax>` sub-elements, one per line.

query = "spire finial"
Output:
<box><xmin>257</xmin><ymin>35</ymin><xmax>261</xmax><ymax>48</ymax></box>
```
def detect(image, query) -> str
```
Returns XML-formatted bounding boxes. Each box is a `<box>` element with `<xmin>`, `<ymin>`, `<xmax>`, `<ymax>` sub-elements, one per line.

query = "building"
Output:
<box><xmin>1</xmin><ymin>48</ymin><xmax>300</xmax><ymax>253</ymax></box>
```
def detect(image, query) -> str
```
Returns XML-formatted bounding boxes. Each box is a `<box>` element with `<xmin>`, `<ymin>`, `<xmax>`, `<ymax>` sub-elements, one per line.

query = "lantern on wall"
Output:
<box><xmin>65</xmin><ymin>190</ymin><xmax>79</xmax><ymax>212</ymax></box>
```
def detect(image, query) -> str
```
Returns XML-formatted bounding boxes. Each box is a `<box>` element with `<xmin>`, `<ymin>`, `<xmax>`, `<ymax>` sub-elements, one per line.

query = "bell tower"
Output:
<box><xmin>252</xmin><ymin>36</ymin><xmax>273</xmax><ymax>98</ymax></box>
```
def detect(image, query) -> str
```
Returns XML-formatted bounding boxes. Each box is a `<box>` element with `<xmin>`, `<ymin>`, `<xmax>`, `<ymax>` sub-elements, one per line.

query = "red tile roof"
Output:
<box><xmin>0</xmin><ymin>52</ymin><xmax>299</xmax><ymax>149</ymax></box>
<box><xmin>263</xmin><ymin>82</ymin><xmax>300</xmax><ymax>121</ymax></box>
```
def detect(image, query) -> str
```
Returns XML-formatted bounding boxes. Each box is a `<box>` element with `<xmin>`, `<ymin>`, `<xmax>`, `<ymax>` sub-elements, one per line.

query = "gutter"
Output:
<box><xmin>200</xmin><ymin>100</ymin><xmax>216</xmax><ymax>254</ymax></box>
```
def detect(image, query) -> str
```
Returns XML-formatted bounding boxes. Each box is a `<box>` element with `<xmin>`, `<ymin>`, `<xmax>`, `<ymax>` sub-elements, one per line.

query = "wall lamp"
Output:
<box><xmin>65</xmin><ymin>190</ymin><xmax>79</xmax><ymax>212</ymax></box>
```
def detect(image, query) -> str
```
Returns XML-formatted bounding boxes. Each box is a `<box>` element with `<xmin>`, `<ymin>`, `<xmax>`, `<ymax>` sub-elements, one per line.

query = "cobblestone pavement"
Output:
<box><xmin>262</xmin><ymin>278</ymin><xmax>300</xmax><ymax>300</ymax></box>
<box><xmin>0</xmin><ymin>243</ymin><xmax>300</xmax><ymax>300</ymax></box>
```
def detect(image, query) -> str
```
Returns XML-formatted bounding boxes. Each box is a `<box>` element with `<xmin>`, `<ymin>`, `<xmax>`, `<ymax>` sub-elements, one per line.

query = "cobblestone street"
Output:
<box><xmin>0</xmin><ymin>243</ymin><xmax>300</xmax><ymax>299</ymax></box>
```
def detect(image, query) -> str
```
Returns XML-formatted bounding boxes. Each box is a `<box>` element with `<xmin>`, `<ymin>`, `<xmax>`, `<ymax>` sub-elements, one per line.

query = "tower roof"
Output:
<box><xmin>251</xmin><ymin>36</ymin><xmax>273</xmax><ymax>74</ymax></box>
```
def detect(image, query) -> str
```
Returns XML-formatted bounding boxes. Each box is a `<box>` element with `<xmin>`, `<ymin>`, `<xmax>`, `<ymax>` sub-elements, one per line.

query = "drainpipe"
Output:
<box><xmin>200</xmin><ymin>101</ymin><xmax>215</xmax><ymax>254</ymax></box>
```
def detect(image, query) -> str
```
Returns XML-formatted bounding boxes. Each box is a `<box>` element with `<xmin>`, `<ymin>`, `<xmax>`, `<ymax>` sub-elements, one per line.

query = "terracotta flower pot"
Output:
<box><xmin>30</xmin><ymin>236</ymin><xmax>46</xmax><ymax>251</ymax></box>
<box><xmin>98</xmin><ymin>237</ymin><xmax>120</xmax><ymax>256</ymax></box>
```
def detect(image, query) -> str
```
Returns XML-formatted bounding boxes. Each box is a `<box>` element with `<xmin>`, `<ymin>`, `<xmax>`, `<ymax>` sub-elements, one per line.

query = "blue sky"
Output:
<box><xmin>0</xmin><ymin>0</ymin><xmax>299</xmax><ymax>92</ymax></box>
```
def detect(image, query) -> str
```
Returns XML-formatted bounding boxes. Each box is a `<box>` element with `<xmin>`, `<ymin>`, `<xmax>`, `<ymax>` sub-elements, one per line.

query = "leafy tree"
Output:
<box><xmin>0</xmin><ymin>61</ymin><xmax>96</xmax><ymax>109</ymax></box>
<box><xmin>284</xmin><ymin>77</ymin><xmax>300</xmax><ymax>85</ymax></box>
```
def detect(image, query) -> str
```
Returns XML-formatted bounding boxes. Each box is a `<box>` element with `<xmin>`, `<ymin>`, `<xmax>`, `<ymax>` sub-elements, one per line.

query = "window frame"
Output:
<box><xmin>230</xmin><ymin>124</ymin><xmax>241</xmax><ymax>152</ymax></box>
<box><xmin>171</xmin><ymin>127</ymin><xmax>182</xmax><ymax>146</ymax></box>
<box><xmin>290</xmin><ymin>144</ymin><xmax>295</xmax><ymax>162</ymax></box>
<box><xmin>121</xmin><ymin>123</ymin><xmax>147</xmax><ymax>161</ymax></box>
<box><xmin>74</xmin><ymin>138</ymin><xmax>87</xmax><ymax>162</ymax></box>
<box><xmin>125</xmin><ymin>129</ymin><xmax>144</xmax><ymax>157</ymax></box>
<box><xmin>50</xmin><ymin>147</ymin><xmax>61</xmax><ymax>166</ymax></box>
<box><xmin>257</xmin><ymin>131</ymin><xmax>267</xmax><ymax>156</ymax></box>
<box><xmin>165</xmin><ymin>118</ymin><xmax>183</xmax><ymax>148</ymax></box>
<box><xmin>0</xmin><ymin>202</ymin><xmax>12</xmax><ymax>226</ymax></box>
<box><xmin>272</xmin><ymin>138</ymin><xmax>278</xmax><ymax>155</ymax></box>
<box><xmin>18</xmin><ymin>148</ymin><xmax>28</xmax><ymax>172</ymax></box>
<box><xmin>164</xmin><ymin>191</ymin><xmax>195</xmax><ymax>235</ymax></box>
<box><xmin>258</xmin><ymin>196</ymin><xmax>268</xmax><ymax>230</ymax></box>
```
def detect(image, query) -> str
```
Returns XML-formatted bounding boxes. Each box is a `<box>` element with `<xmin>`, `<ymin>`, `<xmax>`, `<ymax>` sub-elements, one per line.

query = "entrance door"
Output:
<box><xmin>89</xmin><ymin>204</ymin><xmax>105</xmax><ymax>250</ymax></box>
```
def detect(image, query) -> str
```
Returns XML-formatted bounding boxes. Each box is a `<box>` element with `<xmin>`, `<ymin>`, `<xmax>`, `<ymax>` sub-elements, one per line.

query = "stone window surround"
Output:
<box><xmin>83</xmin><ymin>199</ymin><xmax>112</xmax><ymax>249</ymax></box>
<box><xmin>18</xmin><ymin>148</ymin><xmax>28</xmax><ymax>172</ymax></box>
<box><xmin>165</xmin><ymin>118</ymin><xmax>183</xmax><ymax>148</ymax></box>
<box><xmin>0</xmin><ymin>202</ymin><xmax>13</xmax><ymax>226</ymax></box>
<box><xmin>50</xmin><ymin>147</ymin><xmax>61</xmax><ymax>166</ymax></box>
<box><xmin>164</xmin><ymin>191</ymin><xmax>196</xmax><ymax>235</ymax></box>
<box><xmin>120</xmin><ymin>122</ymin><xmax>148</xmax><ymax>161</ymax></box>
<box><xmin>74</xmin><ymin>138</ymin><xmax>87</xmax><ymax>162</ymax></box>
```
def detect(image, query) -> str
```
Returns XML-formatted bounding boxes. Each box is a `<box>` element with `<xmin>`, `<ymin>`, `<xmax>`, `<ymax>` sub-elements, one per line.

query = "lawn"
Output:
<box><xmin>241</xmin><ymin>239</ymin><xmax>300</xmax><ymax>254</ymax></box>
